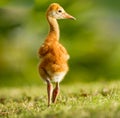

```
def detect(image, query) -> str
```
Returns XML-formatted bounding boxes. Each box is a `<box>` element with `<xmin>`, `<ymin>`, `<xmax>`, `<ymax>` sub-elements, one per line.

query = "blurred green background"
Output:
<box><xmin>0</xmin><ymin>0</ymin><xmax>120</xmax><ymax>86</ymax></box>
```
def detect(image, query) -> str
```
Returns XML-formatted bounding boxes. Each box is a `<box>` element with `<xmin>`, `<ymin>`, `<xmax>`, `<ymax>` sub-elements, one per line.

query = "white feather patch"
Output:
<box><xmin>52</xmin><ymin>72</ymin><xmax>66</xmax><ymax>82</ymax></box>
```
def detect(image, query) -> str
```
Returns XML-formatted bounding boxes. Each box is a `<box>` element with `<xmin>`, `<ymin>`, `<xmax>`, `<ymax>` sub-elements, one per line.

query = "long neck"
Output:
<box><xmin>47</xmin><ymin>16</ymin><xmax>60</xmax><ymax>41</ymax></box>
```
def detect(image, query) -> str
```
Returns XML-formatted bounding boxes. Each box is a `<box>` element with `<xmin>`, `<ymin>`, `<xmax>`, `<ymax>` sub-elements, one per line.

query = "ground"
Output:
<box><xmin>0</xmin><ymin>81</ymin><xmax>120</xmax><ymax>118</ymax></box>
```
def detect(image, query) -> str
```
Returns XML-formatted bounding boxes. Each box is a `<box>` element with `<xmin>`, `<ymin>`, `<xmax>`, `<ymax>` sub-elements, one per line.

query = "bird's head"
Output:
<box><xmin>46</xmin><ymin>3</ymin><xmax>76</xmax><ymax>20</ymax></box>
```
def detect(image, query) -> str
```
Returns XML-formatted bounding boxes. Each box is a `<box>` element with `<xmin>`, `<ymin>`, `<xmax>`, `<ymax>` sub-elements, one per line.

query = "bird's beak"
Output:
<box><xmin>63</xmin><ymin>12</ymin><xmax>76</xmax><ymax>20</ymax></box>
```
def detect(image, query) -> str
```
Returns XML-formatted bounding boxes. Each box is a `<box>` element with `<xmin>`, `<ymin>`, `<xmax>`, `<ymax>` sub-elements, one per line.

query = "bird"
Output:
<box><xmin>38</xmin><ymin>3</ymin><xmax>75</xmax><ymax>106</ymax></box>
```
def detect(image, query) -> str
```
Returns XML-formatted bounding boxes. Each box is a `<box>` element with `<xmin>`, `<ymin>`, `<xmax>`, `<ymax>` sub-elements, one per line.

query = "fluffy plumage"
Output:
<box><xmin>38</xmin><ymin>3</ymin><xmax>75</xmax><ymax>106</ymax></box>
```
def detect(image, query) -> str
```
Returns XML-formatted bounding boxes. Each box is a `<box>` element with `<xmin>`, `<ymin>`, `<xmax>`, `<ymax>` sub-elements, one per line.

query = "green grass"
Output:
<box><xmin>0</xmin><ymin>81</ymin><xmax>120</xmax><ymax>118</ymax></box>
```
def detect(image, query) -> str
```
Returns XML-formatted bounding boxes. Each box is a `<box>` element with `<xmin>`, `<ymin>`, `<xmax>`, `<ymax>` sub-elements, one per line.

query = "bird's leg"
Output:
<box><xmin>52</xmin><ymin>82</ymin><xmax>60</xmax><ymax>103</ymax></box>
<box><xmin>46</xmin><ymin>79</ymin><xmax>53</xmax><ymax>106</ymax></box>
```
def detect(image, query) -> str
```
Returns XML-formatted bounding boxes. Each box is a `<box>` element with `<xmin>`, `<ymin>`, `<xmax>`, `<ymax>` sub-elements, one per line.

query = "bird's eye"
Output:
<box><xmin>58</xmin><ymin>10</ymin><xmax>62</xmax><ymax>13</ymax></box>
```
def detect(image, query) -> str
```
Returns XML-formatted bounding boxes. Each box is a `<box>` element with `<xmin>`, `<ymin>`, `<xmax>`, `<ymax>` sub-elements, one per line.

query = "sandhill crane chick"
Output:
<box><xmin>38</xmin><ymin>3</ymin><xmax>75</xmax><ymax>106</ymax></box>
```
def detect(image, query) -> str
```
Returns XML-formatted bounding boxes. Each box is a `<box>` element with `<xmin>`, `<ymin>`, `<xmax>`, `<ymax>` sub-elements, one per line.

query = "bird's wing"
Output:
<box><xmin>59</xmin><ymin>44</ymin><xmax>70</xmax><ymax>60</ymax></box>
<box><xmin>38</xmin><ymin>44</ymin><xmax>49</xmax><ymax>58</ymax></box>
